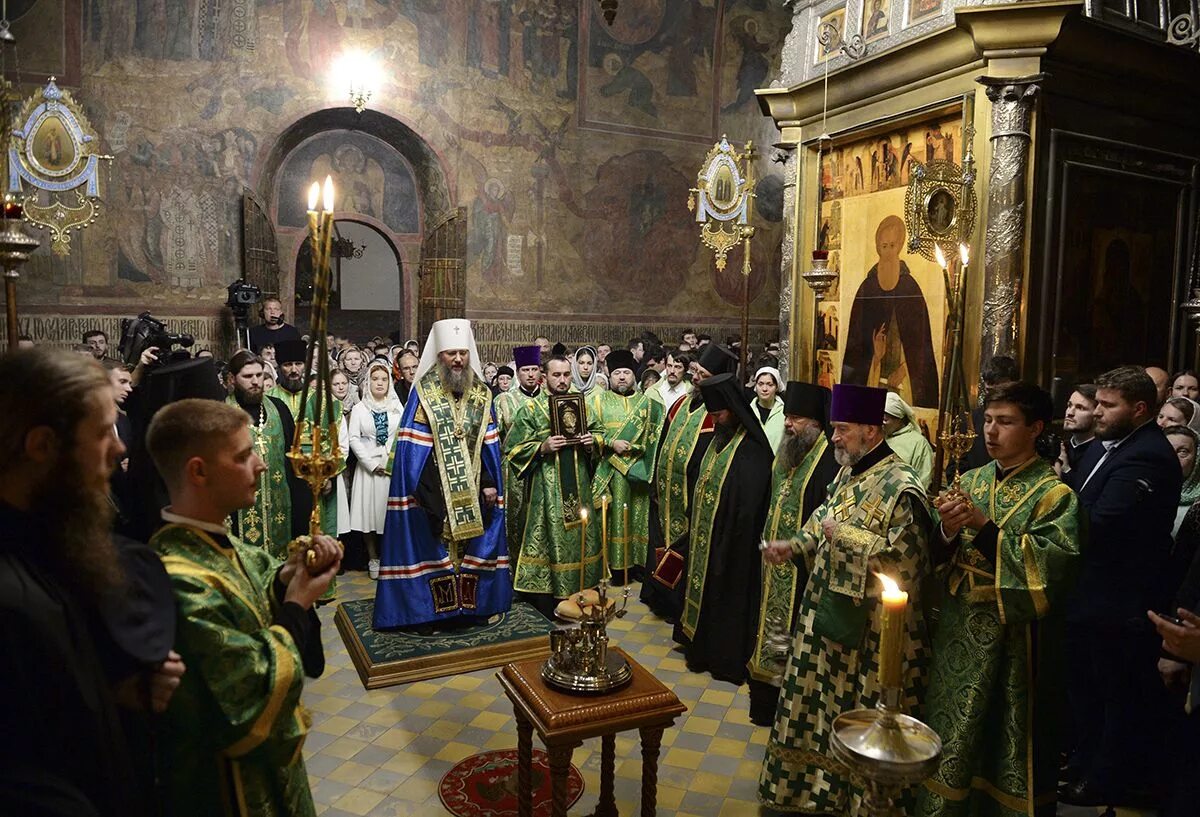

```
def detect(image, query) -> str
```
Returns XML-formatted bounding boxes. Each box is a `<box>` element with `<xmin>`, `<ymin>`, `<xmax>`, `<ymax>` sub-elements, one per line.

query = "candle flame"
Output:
<box><xmin>875</xmin><ymin>572</ymin><xmax>901</xmax><ymax>595</ymax></box>
<box><xmin>580</xmin><ymin>507</ymin><xmax>589</xmax><ymax>521</ymax></box>
<box><xmin>323</xmin><ymin>175</ymin><xmax>335</xmax><ymax>212</ymax></box>
<box><xmin>959</xmin><ymin>243</ymin><xmax>970</xmax><ymax>266</ymax></box>
<box><xmin>307</xmin><ymin>182</ymin><xmax>320</xmax><ymax>211</ymax></box>
<box><xmin>934</xmin><ymin>244</ymin><xmax>947</xmax><ymax>270</ymax></box>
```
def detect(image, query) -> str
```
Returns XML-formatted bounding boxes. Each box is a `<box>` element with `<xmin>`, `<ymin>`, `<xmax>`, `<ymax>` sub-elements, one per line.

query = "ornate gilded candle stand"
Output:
<box><xmin>0</xmin><ymin>202</ymin><xmax>39</xmax><ymax>349</ymax></box>
<box><xmin>286</xmin><ymin>180</ymin><xmax>342</xmax><ymax>567</ymax></box>
<box><xmin>542</xmin><ymin>580</ymin><xmax>633</xmax><ymax>693</ymax></box>
<box><xmin>938</xmin><ymin>411</ymin><xmax>977</xmax><ymax>500</ymax></box>
<box><xmin>830</xmin><ymin>686</ymin><xmax>942</xmax><ymax>817</ymax></box>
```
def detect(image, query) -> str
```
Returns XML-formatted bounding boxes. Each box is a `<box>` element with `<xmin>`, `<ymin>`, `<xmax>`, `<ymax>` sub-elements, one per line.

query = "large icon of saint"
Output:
<box><xmin>841</xmin><ymin>215</ymin><xmax>939</xmax><ymax>407</ymax></box>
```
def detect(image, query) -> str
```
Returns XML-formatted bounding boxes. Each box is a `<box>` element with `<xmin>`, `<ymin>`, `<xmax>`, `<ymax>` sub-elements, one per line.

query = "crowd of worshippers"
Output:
<box><xmin>5</xmin><ymin>309</ymin><xmax>1200</xmax><ymax>817</ymax></box>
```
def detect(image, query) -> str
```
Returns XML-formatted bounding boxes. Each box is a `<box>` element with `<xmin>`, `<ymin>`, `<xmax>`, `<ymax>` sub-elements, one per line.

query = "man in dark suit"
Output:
<box><xmin>1062</xmin><ymin>365</ymin><xmax>1181</xmax><ymax>805</ymax></box>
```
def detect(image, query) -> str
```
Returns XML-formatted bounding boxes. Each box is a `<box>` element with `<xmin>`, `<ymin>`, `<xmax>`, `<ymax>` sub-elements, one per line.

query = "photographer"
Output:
<box><xmin>248</xmin><ymin>297</ymin><xmax>300</xmax><ymax>354</ymax></box>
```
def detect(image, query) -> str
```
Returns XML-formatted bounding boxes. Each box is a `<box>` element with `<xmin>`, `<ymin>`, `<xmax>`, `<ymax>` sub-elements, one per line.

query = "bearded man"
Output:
<box><xmin>588</xmin><ymin>349</ymin><xmax>664</xmax><ymax>582</ymax></box>
<box><xmin>747</xmin><ymin>381</ymin><xmax>840</xmax><ymax>726</ymax></box>
<box><xmin>267</xmin><ymin>338</ymin><xmax>342</xmax><ymax>543</ymax></box>
<box><xmin>641</xmin><ymin>343</ymin><xmax>738</xmax><ymax>621</ymax></box>
<box><xmin>374</xmin><ymin>319</ymin><xmax>511</xmax><ymax>629</ymax></box>
<box><xmin>505</xmin><ymin>355</ymin><xmax>602</xmax><ymax>615</ymax></box>
<box><xmin>494</xmin><ymin>344</ymin><xmax>543</xmax><ymax>552</ymax></box>
<box><xmin>228</xmin><ymin>349</ymin><xmax>296</xmax><ymax>558</ymax></box>
<box><xmin>0</xmin><ymin>349</ymin><xmax>184</xmax><ymax>816</ymax></box>
<box><xmin>761</xmin><ymin>383</ymin><xmax>933</xmax><ymax>816</ymax></box>
<box><xmin>648</xmin><ymin>351</ymin><xmax>692</xmax><ymax>407</ymax></box>
<box><xmin>677</xmin><ymin>373</ymin><xmax>774</xmax><ymax>683</ymax></box>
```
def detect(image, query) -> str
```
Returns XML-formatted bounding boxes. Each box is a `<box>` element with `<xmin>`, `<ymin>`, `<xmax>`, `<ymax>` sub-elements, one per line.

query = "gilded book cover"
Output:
<box><xmin>549</xmin><ymin>393</ymin><xmax>587</xmax><ymax>443</ymax></box>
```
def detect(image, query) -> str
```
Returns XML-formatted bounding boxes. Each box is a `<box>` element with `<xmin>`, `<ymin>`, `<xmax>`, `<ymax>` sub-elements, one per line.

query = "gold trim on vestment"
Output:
<box><xmin>417</xmin><ymin>373</ymin><xmax>491</xmax><ymax>543</ymax></box>
<box><xmin>158</xmin><ymin>557</ymin><xmax>268</xmax><ymax>631</ymax></box>
<box><xmin>224</xmin><ymin>625</ymin><xmax>297</xmax><ymax>758</ymax></box>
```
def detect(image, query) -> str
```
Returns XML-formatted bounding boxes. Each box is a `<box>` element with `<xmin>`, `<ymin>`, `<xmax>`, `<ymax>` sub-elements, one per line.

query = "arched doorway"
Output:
<box><xmin>294</xmin><ymin>219</ymin><xmax>403</xmax><ymax>340</ymax></box>
<box><xmin>252</xmin><ymin>107</ymin><xmax>461</xmax><ymax>342</ymax></box>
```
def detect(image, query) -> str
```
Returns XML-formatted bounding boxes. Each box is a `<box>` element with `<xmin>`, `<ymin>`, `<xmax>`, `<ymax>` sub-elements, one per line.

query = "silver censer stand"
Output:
<box><xmin>830</xmin><ymin>686</ymin><xmax>942</xmax><ymax>817</ymax></box>
<box><xmin>542</xmin><ymin>581</ymin><xmax>633</xmax><ymax>693</ymax></box>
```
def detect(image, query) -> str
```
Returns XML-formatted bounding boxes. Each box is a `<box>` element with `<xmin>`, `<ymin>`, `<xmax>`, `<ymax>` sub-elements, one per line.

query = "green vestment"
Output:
<box><xmin>588</xmin><ymin>389</ymin><xmax>664</xmax><ymax>572</ymax></box>
<box><xmin>494</xmin><ymin>387</ymin><xmax>540</xmax><ymax>552</ymax></box>
<box><xmin>504</xmin><ymin>394</ymin><xmax>603</xmax><ymax>597</ymax></box>
<box><xmin>887</xmin><ymin>422</ymin><xmax>935</xmax><ymax>490</ymax></box>
<box><xmin>657</xmin><ymin>398</ymin><xmax>710</xmax><ymax>547</ymax></box>
<box><xmin>749</xmin><ymin>433</ymin><xmax>831</xmax><ymax>687</ymax></box>
<box><xmin>760</xmin><ymin>450</ymin><xmax>932</xmax><ymax>816</ymax></box>
<box><xmin>151</xmin><ymin>523</ymin><xmax>315</xmax><ymax>817</ymax></box>
<box><xmin>228</xmin><ymin>395</ymin><xmax>292</xmax><ymax>559</ymax></box>
<box><xmin>917</xmin><ymin>456</ymin><xmax>1082</xmax><ymax>817</ymax></box>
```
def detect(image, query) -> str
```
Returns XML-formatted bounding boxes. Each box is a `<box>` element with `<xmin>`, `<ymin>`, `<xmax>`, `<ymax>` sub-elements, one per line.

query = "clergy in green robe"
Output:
<box><xmin>504</xmin><ymin>355</ymin><xmax>602</xmax><ymax>610</ymax></box>
<box><xmin>145</xmin><ymin>399</ymin><xmax>341</xmax><ymax>817</ymax></box>
<box><xmin>760</xmin><ymin>383</ymin><xmax>933</xmax><ymax>817</ymax></box>
<box><xmin>748</xmin><ymin>381</ymin><xmax>840</xmax><ymax>726</ymax></box>
<box><xmin>494</xmin><ymin>345</ymin><xmax>543</xmax><ymax>552</ymax></box>
<box><xmin>227</xmin><ymin>350</ymin><xmax>294</xmax><ymax>558</ymax></box>
<box><xmin>588</xmin><ymin>350</ymin><xmax>664</xmax><ymax>579</ymax></box>
<box><xmin>917</xmin><ymin>382</ymin><xmax>1082</xmax><ymax>817</ymax></box>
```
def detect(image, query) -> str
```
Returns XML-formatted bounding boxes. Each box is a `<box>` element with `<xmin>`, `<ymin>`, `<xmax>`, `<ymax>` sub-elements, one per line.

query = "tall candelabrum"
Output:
<box><xmin>931</xmin><ymin>243</ymin><xmax>975</xmax><ymax>494</ymax></box>
<box><xmin>287</xmin><ymin>176</ymin><xmax>342</xmax><ymax>566</ymax></box>
<box><xmin>1</xmin><ymin>198</ymin><xmax>38</xmax><ymax>349</ymax></box>
<box><xmin>830</xmin><ymin>574</ymin><xmax>942</xmax><ymax>816</ymax></box>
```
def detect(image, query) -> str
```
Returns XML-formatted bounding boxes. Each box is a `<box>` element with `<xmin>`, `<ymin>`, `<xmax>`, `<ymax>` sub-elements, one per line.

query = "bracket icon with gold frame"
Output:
<box><xmin>688</xmin><ymin>135</ymin><xmax>756</xmax><ymax>271</ymax></box>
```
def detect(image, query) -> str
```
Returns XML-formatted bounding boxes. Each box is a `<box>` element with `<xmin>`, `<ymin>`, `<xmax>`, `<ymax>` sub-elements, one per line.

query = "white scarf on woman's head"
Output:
<box><xmin>359</xmin><ymin>361</ymin><xmax>402</xmax><ymax>414</ymax></box>
<box><xmin>572</xmin><ymin>345</ymin><xmax>599</xmax><ymax>393</ymax></box>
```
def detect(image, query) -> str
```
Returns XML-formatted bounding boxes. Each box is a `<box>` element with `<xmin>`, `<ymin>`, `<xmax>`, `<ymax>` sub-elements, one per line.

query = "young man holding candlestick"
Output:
<box><xmin>587</xmin><ymin>349</ymin><xmax>664</xmax><ymax>584</ymax></box>
<box><xmin>504</xmin><ymin>355</ymin><xmax>602</xmax><ymax>616</ymax></box>
<box><xmin>747</xmin><ymin>381</ymin><xmax>840</xmax><ymax>726</ymax></box>
<box><xmin>760</xmin><ymin>383</ymin><xmax>933</xmax><ymax>816</ymax></box>
<box><xmin>916</xmin><ymin>381</ymin><xmax>1082</xmax><ymax>817</ymax></box>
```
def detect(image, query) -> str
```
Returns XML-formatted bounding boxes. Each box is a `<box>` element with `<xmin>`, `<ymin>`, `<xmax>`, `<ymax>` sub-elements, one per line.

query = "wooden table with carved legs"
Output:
<box><xmin>497</xmin><ymin>648</ymin><xmax>687</xmax><ymax>817</ymax></box>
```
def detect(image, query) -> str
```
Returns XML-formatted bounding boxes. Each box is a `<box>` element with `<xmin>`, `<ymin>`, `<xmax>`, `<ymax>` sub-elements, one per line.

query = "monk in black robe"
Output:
<box><xmin>842</xmin><ymin>215</ymin><xmax>939</xmax><ymax>408</ymax></box>
<box><xmin>675</xmin><ymin>373</ymin><xmax>774</xmax><ymax>684</ymax></box>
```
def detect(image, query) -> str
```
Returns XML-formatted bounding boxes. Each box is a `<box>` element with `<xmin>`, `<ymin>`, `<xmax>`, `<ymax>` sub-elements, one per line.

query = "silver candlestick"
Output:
<box><xmin>830</xmin><ymin>687</ymin><xmax>942</xmax><ymax>817</ymax></box>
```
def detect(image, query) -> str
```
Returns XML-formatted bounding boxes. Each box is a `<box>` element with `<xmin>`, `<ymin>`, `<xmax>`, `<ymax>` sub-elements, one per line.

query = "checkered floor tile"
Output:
<box><xmin>305</xmin><ymin>573</ymin><xmax>1155</xmax><ymax>816</ymax></box>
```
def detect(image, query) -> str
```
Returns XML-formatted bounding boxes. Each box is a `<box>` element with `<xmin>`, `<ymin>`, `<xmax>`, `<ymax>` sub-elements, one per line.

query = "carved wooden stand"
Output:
<box><xmin>497</xmin><ymin>648</ymin><xmax>686</xmax><ymax>817</ymax></box>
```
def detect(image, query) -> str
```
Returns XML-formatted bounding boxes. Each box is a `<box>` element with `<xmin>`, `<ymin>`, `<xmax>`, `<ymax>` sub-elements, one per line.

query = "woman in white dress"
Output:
<box><xmin>348</xmin><ymin>360</ymin><xmax>403</xmax><ymax>578</ymax></box>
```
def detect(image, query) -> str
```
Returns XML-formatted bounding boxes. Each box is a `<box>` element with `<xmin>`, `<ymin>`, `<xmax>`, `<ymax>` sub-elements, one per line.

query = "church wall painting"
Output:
<box><xmin>818</xmin><ymin>112</ymin><xmax>962</xmax><ymax>430</ymax></box>
<box><xmin>18</xmin><ymin>0</ymin><xmax>791</xmax><ymax>352</ymax></box>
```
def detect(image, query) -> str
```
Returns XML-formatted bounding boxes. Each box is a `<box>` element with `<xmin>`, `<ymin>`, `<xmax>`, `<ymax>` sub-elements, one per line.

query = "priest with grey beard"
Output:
<box><xmin>747</xmin><ymin>381</ymin><xmax>841</xmax><ymax>725</ymax></box>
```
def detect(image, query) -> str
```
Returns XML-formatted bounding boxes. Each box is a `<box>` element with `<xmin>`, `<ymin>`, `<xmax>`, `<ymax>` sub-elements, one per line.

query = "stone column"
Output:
<box><xmin>775</xmin><ymin>142</ymin><xmax>798</xmax><ymax>381</ymax></box>
<box><xmin>976</xmin><ymin>73</ymin><xmax>1044</xmax><ymax>377</ymax></box>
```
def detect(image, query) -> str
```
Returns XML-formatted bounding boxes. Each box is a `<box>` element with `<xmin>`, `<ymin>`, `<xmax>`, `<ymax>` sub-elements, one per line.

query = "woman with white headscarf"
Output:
<box><xmin>348</xmin><ymin>359</ymin><xmax>404</xmax><ymax>578</ymax></box>
<box><xmin>572</xmin><ymin>345</ymin><xmax>601</xmax><ymax>394</ymax></box>
<box><xmin>882</xmin><ymin>391</ymin><xmax>934</xmax><ymax>489</ymax></box>
<box><xmin>751</xmin><ymin>365</ymin><xmax>786</xmax><ymax>452</ymax></box>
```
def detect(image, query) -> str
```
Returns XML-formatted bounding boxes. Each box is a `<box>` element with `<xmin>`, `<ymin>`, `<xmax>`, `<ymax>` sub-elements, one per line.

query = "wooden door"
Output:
<box><xmin>241</xmin><ymin>187</ymin><xmax>280</xmax><ymax>299</ymax></box>
<box><xmin>418</xmin><ymin>207</ymin><xmax>467</xmax><ymax>341</ymax></box>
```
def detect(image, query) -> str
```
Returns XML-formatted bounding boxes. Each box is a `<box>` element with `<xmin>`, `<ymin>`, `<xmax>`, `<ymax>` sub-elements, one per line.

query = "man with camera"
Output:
<box><xmin>249</xmin><ymin>297</ymin><xmax>301</xmax><ymax>354</ymax></box>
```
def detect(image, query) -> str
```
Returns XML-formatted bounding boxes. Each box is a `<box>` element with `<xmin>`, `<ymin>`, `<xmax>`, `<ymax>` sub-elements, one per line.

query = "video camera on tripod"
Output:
<box><xmin>226</xmin><ymin>278</ymin><xmax>262</xmax><ymax>349</ymax></box>
<box><xmin>117</xmin><ymin>312</ymin><xmax>195</xmax><ymax>368</ymax></box>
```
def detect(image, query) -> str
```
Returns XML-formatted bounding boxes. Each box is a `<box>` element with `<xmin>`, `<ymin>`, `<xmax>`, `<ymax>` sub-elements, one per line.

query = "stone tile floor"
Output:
<box><xmin>304</xmin><ymin>573</ymin><xmax>1154</xmax><ymax>816</ymax></box>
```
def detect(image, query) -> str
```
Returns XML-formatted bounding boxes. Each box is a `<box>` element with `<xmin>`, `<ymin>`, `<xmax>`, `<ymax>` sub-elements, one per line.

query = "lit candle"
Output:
<box><xmin>322</xmin><ymin>174</ymin><xmax>335</xmax><ymax>213</ymax></box>
<box><xmin>876</xmin><ymin>573</ymin><xmax>908</xmax><ymax>690</ymax></box>
<box><xmin>601</xmin><ymin>497</ymin><xmax>609</xmax><ymax>579</ymax></box>
<box><xmin>307</xmin><ymin>182</ymin><xmax>320</xmax><ymax>212</ymax></box>
<box><xmin>579</xmin><ymin>507</ymin><xmax>590</xmax><ymax>593</ymax></box>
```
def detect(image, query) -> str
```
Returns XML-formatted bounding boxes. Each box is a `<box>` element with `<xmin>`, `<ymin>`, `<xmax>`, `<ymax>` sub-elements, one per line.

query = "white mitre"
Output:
<box><xmin>413</xmin><ymin>318</ymin><xmax>484</xmax><ymax>382</ymax></box>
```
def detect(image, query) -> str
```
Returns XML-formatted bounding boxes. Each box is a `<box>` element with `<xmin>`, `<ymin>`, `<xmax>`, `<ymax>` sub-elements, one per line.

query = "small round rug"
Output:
<box><xmin>439</xmin><ymin>748</ymin><xmax>585</xmax><ymax>817</ymax></box>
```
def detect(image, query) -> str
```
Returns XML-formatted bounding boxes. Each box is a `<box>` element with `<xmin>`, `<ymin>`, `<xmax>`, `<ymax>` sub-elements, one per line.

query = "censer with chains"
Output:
<box><xmin>286</xmin><ymin>177</ymin><xmax>343</xmax><ymax>569</ymax></box>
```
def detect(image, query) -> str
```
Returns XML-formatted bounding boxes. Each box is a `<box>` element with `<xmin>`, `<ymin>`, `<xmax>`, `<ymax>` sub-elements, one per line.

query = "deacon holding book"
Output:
<box><xmin>677</xmin><ymin>373</ymin><xmax>774</xmax><ymax>683</ymax></box>
<box><xmin>373</xmin><ymin>319</ymin><xmax>511</xmax><ymax>629</ymax></box>
<box><xmin>504</xmin><ymin>355</ymin><xmax>602</xmax><ymax>616</ymax></box>
<box><xmin>747</xmin><ymin>381</ymin><xmax>840</xmax><ymax>726</ymax></box>
<box><xmin>641</xmin><ymin>343</ymin><xmax>739</xmax><ymax>620</ymax></box>
<box><xmin>588</xmin><ymin>349</ymin><xmax>665</xmax><ymax>583</ymax></box>
<box><xmin>760</xmin><ymin>383</ymin><xmax>933</xmax><ymax>816</ymax></box>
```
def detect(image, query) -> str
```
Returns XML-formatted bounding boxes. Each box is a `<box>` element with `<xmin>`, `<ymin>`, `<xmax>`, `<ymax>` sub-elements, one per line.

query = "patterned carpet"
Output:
<box><xmin>304</xmin><ymin>573</ymin><xmax>1156</xmax><ymax>816</ymax></box>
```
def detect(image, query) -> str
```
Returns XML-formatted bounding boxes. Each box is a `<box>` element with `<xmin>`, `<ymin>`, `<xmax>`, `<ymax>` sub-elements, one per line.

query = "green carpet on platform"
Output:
<box><xmin>335</xmin><ymin>598</ymin><xmax>554</xmax><ymax>689</ymax></box>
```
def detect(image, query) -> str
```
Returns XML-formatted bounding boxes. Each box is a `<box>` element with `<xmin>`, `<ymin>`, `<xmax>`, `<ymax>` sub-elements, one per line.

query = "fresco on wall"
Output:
<box><xmin>276</xmin><ymin>131</ymin><xmax>420</xmax><ymax>233</ymax></box>
<box><xmin>818</xmin><ymin>113</ymin><xmax>963</xmax><ymax>424</ymax></box>
<box><xmin>23</xmin><ymin>0</ymin><xmax>789</xmax><ymax>348</ymax></box>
